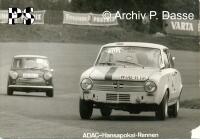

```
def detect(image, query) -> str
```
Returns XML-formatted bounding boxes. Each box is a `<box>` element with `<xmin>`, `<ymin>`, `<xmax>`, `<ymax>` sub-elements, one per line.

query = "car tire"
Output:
<box><xmin>46</xmin><ymin>90</ymin><xmax>54</xmax><ymax>97</ymax></box>
<box><xmin>7</xmin><ymin>88</ymin><xmax>13</xmax><ymax>96</ymax></box>
<box><xmin>168</xmin><ymin>97</ymin><xmax>180</xmax><ymax>118</ymax></box>
<box><xmin>79</xmin><ymin>99</ymin><xmax>93</xmax><ymax>120</ymax></box>
<box><xmin>100</xmin><ymin>107</ymin><xmax>112</xmax><ymax>118</ymax></box>
<box><xmin>155</xmin><ymin>92</ymin><xmax>168</xmax><ymax>120</ymax></box>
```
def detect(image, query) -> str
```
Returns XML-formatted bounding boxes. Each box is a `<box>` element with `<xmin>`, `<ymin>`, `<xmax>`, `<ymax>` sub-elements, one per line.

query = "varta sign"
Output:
<box><xmin>164</xmin><ymin>19</ymin><xmax>199</xmax><ymax>36</ymax></box>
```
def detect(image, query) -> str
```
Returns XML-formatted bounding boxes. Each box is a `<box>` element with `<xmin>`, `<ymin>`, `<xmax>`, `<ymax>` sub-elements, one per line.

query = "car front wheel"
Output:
<box><xmin>100</xmin><ymin>107</ymin><xmax>112</xmax><ymax>118</ymax></box>
<box><xmin>168</xmin><ymin>97</ymin><xmax>180</xmax><ymax>118</ymax></box>
<box><xmin>79</xmin><ymin>99</ymin><xmax>93</xmax><ymax>120</ymax></box>
<box><xmin>155</xmin><ymin>92</ymin><xmax>168</xmax><ymax>120</ymax></box>
<box><xmin>7</xmin><ymin>88</ymin><xmax>13</xmax><ymax>96</ymax></box>
<box><xmin>46</xmin><ymin>90</ymin><xmax>54</xmax><ymax>97</ymax></box>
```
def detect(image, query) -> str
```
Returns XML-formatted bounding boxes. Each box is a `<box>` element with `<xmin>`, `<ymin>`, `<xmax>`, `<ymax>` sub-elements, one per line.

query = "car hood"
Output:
<box><xmin>88</xmin><ymin>66</ymin><xmax>159</xmax><ymax>81</ymax></box>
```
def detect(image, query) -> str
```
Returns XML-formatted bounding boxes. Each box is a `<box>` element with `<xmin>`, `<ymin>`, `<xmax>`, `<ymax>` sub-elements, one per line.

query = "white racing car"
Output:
<box><xmin>79</xmin><ymin>42</ymin><xmax>183</xmax><ymax>120</ymax></box>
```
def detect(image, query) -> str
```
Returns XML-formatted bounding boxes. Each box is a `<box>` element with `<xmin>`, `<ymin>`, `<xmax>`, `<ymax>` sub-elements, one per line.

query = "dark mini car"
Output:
<box><xmin>7</xmin><ymin>55</ymin><xmax>54</xmax><ymax>97</ymax></box>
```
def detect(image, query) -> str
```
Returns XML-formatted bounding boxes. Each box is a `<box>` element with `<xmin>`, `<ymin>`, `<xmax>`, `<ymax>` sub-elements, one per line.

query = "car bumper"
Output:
<box><xmin>8</xmin><ymin>85</ymin><xmax>53</xmax><ymax>92</ymax></box>
<box><xmin>82</xmin><ymin>90</ymin><xmax>157</xmax><ymax>104</ymax></box>
<box><xmin>91</xmin><ymin>101</ymin><xmax>158</xmax><ymax>112</ymax></box>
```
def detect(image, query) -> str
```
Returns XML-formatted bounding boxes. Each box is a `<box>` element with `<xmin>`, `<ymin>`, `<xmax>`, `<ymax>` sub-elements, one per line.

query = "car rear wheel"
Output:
<box><xmin>100</xmin><ymin>107</ymin><xmax>112</xmax><ymax>118</ymax></box>
<box><xmin>155</xmin><ymin>92</ymin><xmax>168</xmax><ymax>120</ymax></box>
<box><xmin>7</xmin><ymin>88</ymin><xmax>13</xmax><ymax>96</ymax></box>
<box><xmin>46</xmin><ymin>90</ymin><xmax>54</xmax><ymax>97</ymax></box>
<box><xmin>79</xmin><ymin>99</ymin><xmax>93</xmax><ymax>120</ymax></box>
<box><xmin>168</xmin><ymin>97</ymin><xmax>180</xmax><ymax>118</ymax></box>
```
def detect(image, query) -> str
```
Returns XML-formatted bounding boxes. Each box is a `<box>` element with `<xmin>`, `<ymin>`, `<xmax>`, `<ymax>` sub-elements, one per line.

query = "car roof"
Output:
<box><xmin>102</xmin><ymin>42</ymin><xmax>168</xmax><ymax>50</ymax></box>
<box><xmin>14</xmin><ymin>55</ymin><xmax>48</xmax><ymax>59</ymax></box>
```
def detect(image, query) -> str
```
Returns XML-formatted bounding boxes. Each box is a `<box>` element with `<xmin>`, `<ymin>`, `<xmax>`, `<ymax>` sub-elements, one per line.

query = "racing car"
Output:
<box><xmin>7</xmin><ymin>55</ymin><xmax>54</xmax><ymax>97</ymax></box>
<box><xmin>79</xmin><ymin>42</ymin><xmax>182</xmax><ymax>120</ymax></box>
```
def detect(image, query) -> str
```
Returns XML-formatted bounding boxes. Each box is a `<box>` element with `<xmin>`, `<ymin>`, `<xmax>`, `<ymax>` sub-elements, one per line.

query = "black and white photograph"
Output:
<box><xmin>0</xmin><ymin>0</ymin><xmax>200</xmax><ymax>139</ymax></box>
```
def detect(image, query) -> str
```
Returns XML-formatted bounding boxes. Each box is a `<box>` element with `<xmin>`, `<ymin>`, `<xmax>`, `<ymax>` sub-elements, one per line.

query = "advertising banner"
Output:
<box><xmin>63</xmin><ymin>11</ymin><xmax>118</xmax><ymax>26</ymax></box>
<box><xmin>0</xmin><ymin>10</ymin><xmax>46</xmax><ymax>24</ymax></box>
<box><xmin>164</xmin><ymin>19</ymin><xmax>199</xmax><ymax>37</ymax></box>
<box><xmin>0</xmin><ymin>10</ymin><xmax>8</xmax><ymax>23</ymax></box>
<box><xmin>32</xmin><ymin>10</ymin><xmax>46</xmax><ymax>24</ymax></box>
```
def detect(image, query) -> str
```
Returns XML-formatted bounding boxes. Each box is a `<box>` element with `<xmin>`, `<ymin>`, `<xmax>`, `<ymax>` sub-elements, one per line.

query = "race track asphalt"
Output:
<box><xmin>0</xmin><ymin>42</ymin><xmax>199</xmax><ymax>139</ymax></box>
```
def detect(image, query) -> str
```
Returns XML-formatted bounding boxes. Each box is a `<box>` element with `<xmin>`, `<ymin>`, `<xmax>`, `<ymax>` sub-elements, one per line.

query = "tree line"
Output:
<box><xmin>0</xmin><ymin>0</ymin><xmax>198</xmax><ymax>33</ymax></box>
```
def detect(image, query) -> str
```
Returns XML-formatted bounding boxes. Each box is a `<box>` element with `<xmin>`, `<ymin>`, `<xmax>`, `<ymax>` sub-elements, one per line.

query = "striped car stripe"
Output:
<box><xmin>105</xmin><ymin>67</ymin><xmax>117</xmax><ymax>80</ymax></box>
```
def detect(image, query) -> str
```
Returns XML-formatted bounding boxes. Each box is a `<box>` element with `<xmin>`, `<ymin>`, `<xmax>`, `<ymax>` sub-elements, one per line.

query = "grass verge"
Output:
<box><xmin>0</xmin><ymin>24</ymin><xmax>199</xmax><ymax>51</ymax></box>
<box><xmin>181</xmin><ymin>99</ymin><xmax>200</xmax><ymax>109</ymax></box>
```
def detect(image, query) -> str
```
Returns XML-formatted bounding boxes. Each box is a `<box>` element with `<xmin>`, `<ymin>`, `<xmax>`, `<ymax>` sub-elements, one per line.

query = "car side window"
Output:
<box><xmin>164</xmin><ymin>50</ymin><xmax>174</xmax><ymax>68</ymax></box>
<box><xmin>163</xmin><ymin>50</ymin><xmax>170</xmax><ymax>68</ymax></box>
<box><xmin>13</xmin><ymin>59</ymin><xmax>22</xmax><ymax>69</ymax></box>
<box><xmin>168</xmin><ymin>52</ymin><xmax>174</xmax><ymax>68</ymax></box>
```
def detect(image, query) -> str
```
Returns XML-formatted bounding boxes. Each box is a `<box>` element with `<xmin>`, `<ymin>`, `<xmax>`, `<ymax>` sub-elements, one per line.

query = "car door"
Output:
<box><xmin>166</xmin><ymin>50</ymin><xmax>181</xmax><ymax>98</ymax></box>
<box><xmin>164</xmin><ymin>49</ymin><xmax>178</xmax><ymax>101</ymax></box>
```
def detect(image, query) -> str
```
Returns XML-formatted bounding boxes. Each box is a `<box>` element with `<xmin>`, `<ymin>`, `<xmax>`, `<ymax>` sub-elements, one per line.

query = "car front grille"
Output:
<box><xmin>92</xmin><ymin>80</ymin><xmax>145</xmax><ymax>92</ymax></box>
<box><xmin>15</xmin><ymin>78</ymin><xmax>46</xmax><ymax>86</ymax></box>
<box><xmin>106</xmin><ymin>93</ymin><xmax>130</xmax><ymax>102</ymax></box>
<box><xmin>106</xmin><ymin>93</ymin><xmax>117</xmax><ymax>101</ymax></box>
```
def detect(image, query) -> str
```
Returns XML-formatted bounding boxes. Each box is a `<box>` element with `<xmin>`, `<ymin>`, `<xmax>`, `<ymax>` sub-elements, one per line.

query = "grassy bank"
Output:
<box><xmin>0</xmin><ymin>24</ymin><xmax>199</xmax><ymax>51</ymax></box>
<box><xmin>181</xmin><ymin>99</ymin><xmax>200</xmax><ymax>109</ymax></box>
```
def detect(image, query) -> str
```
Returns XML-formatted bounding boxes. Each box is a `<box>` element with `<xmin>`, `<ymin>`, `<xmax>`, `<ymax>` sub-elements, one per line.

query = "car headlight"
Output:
<box><xmin>144</xmin><ymin>80</ymin><xmax>157</xmax><ymax>93</ymax></box>
<box><xmin>9</xmin><ymin>71</ymin><xmax>18</xmax><ymax>80</ymax></box>
<box><xmin>44</xmin><ymin>72</ymin><xmax>52</xmax><ymax>80</ymax></box>
<box><xmin>80</xmin><ymin>78</ymin><xmax>93</xmax><ymax>91</ymax></box>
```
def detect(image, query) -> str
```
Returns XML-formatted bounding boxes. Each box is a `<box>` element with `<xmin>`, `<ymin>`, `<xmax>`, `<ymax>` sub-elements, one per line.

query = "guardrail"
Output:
<box><xmin>1</xmin><ymin>10</ymin><xmax>200</xmax><ymax>37</ymax></box>
<box><xmin>0</xmin><ymin>10</ymin><xmax>118</xmax><ymax>26</ymax></box>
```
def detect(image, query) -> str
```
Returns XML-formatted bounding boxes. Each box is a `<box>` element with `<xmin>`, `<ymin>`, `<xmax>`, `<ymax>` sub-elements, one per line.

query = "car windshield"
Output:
<box><xmin>12</xmin><ymin>57</ymin><xmax>50</xmax><ymax>70</ymax></box>
<box><xmin>96</xmin><ymin>46</ymin><xmax>161</xmax><ymax>68</ymax></box>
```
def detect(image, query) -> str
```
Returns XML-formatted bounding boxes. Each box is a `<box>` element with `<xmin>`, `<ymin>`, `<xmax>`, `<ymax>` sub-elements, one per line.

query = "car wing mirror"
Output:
<box><xmin>171</xmin><ymin>57</ymin><xmax>176</xmax><ymax>68</ymax></box>
<box><xmin>172</xmin><ymin>57</ymin><xmax>176</xmax><ymax>62</ymax></box>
